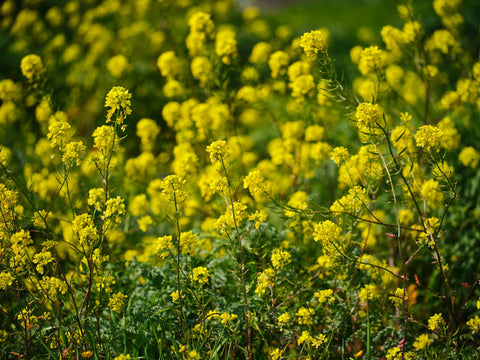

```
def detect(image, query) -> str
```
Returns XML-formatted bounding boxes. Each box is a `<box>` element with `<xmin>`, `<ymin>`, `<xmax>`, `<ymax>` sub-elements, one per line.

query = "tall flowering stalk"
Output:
<box><xmin>206</xmin><ymin>139</ymin><xmax>252</xmax><ymax>359</ymax></box>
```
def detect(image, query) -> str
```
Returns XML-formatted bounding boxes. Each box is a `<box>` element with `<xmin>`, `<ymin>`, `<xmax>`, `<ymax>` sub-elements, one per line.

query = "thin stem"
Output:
<box><xmin>173</xmin><ymin>190</ymin><xmax>185</xmax><ymax>345</ymax></box>
<box><xmin>219</xmin><ymin>156</ymin><xmax>252</xmax><ymax>360</ymax></box>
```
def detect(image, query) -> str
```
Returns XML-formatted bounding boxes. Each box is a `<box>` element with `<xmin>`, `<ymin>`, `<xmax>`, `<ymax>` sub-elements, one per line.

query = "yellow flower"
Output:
<box><xmin>107</xmin><ymin>54</ymin><xmax>129</xmax><ymax>78</ymax></box>
<box><xmin>413</xmin><ymin>333</ymin><xmax>432</xmax><ymax>350</ymax></box>
<box><xmin>105</xmin><ymin>86</ymin><xmax>132</xmax><ymax>125</ymax></box>
<box><xmin>299</xmin><ymin>29</ymin><xmax>329</xmax><ymax>58</ymax></box>
<box><xmin>215</xmin><ymin>27</ymin><xmax>237</xmax><ymax>65</ymax></box>
<box><xmin>108</xmin><ymin>292</ymin><xmax>127</xmax><ymax>313</ymax></box>
<box><xmin>358</xmin><ymin>46</ymin><xmax>383</xmax><ymax>75</ymax></box>
<box><xmin>467</xmin><ymin>315</ymin><xmax>480</xmax><ymax>334</ymax></box>
<box><xmin>249</xmin><ymin>42</ymin><xmax>272</xmax><ymax>64</ymax></box>
<box><xmin>188</xmin><ymin>11</ymin><xmax>214</xmax><ymax>35</ymax></box>
<box><xmin>268</xmin><ymin>51</ymin><xmax>289</xmax><ymax>79</ymax></box>
<box><xmin>355</xmin><ymin>102</ymin><xmax>380</xmax><ymax>129</ymax></box>
<box><xmin>313</xmin><ymin>220</ymin><xmax>342</xmax><ymax>252</ymax></box>
<box><xmin>296</xmin><ymin>306</ymin><xmax>314</xmax><ymax>325</ymax></box>
<box><xmin>157</xmin><ymin>51</ymin><xmax>181</xmax><ymax>78</ymax></box>
<box><xmin>0</xmin><ymin>271</ymin><xmax>15</xmax><ymax>290</ymax></box>
<box><xmin>459</xmin><ymin>146</ymin><xmax>480</xmax><ymax>168</ymax></box>
<box><xmin>191</xmin><ymin>266</ymin><xmax>210</xmax><ymax>285</ymax></box>
<box><xmin>113</xmin><ymin>355</ymin><xmax>130</xmax><ymax>360</ymax></box>
<box><xmin>277</xmin><ymin>313</ymin><xmax>291</xmax><ymax>331</ymax></box>
<box><xmin>314</xmin><ymin>289</ymin><xmax>335</xmax><ymax>304</ymax></box>
<box><xmin>428</xmin><ymin>313</ymin><xmax>445</xmax><ymax>331</ymax></box>
<box><xmin>414</xmin><ymin>125</ymin><xmax>441</xmax><ymax>151</ymax></box>
<box><xmin>103</xmin><ymin>196</ymin><xmax>125</xmax><ymax>224</ymax></box>
<box><xmin>20</xmin><ymin>54</ymin><xmax>45</xmax><ymax>82</ymax></box>
<box><xmin>206</xmin><ymin>140</ymin><xmax>230</xmax><ymax>164</ymax></box>
<box><xmin>271</xmin><ymin>248</ymin><xmax>291</xmax><ymax>270</ymax></box>
<box><xmin>270</xmin><ymin>348</ymin><xmax>283</xmax><ymax>360</ymax></box>
<box><xmin>330</xmin><ymin>146</ymin><xmax>350</xmax><ymax>165</ymax></box>
<box><xmin>220</xmin><ymin>312</ymin><xmax>238</xmax><ymax>325</ymax></box>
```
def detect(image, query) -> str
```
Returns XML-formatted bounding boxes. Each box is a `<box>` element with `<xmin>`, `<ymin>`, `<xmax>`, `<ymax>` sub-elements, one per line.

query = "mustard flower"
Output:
<box><xmin>355</xmin><ymin>102</ymin><xmax>380</xmax><ymax>129</ymax></box>
<box><xmin>467</xmin><ymin>316</ymin><xmax>480</xmax><ymax>334</ymax></box>
<box><xmin>284</xmin><ymin>191</ymin><xmax>308</xmax><ymax>217</ymax></box>
<box><xmin>206</xmin><ymin>139</ymin><xmax>230</xmax><ymax>164</ymax></box>
<box><xmin>255</xmin><ymin>268</ymin><xmax>275</xmax><ymax>296</ymax></box>
<box><xmin>209</xmin><ymin>175</ymin><xmax>228</xmax><ymax>194</ymax></box>
<box><xmin>156</xmin><ymin>235</ymin><xmax>174</xmax><ymax>259</ymax></box>
<box><xmin>138</xmin><ymin>215</ymin><xmax>152</xmax><ymax>232</ymax></box>
<box><xmin>107</xmin><ymin>54</ymin><xmax>129</xmax><ymax>78</ymax></box>
<box><xmin>298</xmin><ymin>330</ymin><xmax>314</xmax><ymax>345</ymax></box>
<box><xmin>359</xmin><ymin>284</ymin><xmax>378</xmax><ymax>302</ymax></box>
<box><xmin>243</xmin><ymin>170</ymin><xmax>265</xmax><ymax>196</ymax></box>
<box><xmin>220</xmin><ymin>312</ymin><xmax>238</xmax><ymax>325</ymax></box>
<box><xmin>102</xmin><ymin>196</ymin><xmax>126</xmax><ymax>223</ymax></box>
<box><xmin>287</xmin><ymin>60</ymin><xmax>311</xmax><ymax>82</ymax></box>
<box><xmin>289</xmin><ymin>74</ymin><xmax>315</xmax><ymax>99</ymax></box>
<box><xmin>157</xmin><ymin>51</ymin><xmax>181</xmax><ymax>78</ymax></box>
<box><xmin>162</xmin><ymin>79</ymin><xmax>184</xmax><ymax>98</ymax></box>
<box><xmin>314</xmin><ymin>289</ymin><xmax>335</xmax><ymax>304</ymax></box>
<box><xmin>88</xmin><ymin>188</ymin><xmax>105</xmax><ymax>211</ymax></box>
<box><xmin>389</xmin><ymin>287</ymin><xmax>408</xmax><ymax>306</ymax></box>
<box><xmin>160</xmin><ymin>175</ymin><xmax>186</xmax><ymax>203</ymax></box>
<box><xmin>402</xmin><ymin>21</ymin><xmax>422</xmax><ymax>43</ymax></box>
<box><xmin>62</xmin><ymin>141</ymin><xmax>86</xmax><ymax>167</ymax></box>
<box><xmin>136</xmin><ymin>118</ymin><xmax>160</xmax><ymax>151</ymax></box>
<box><xmin>420</xmin><ymin>179</ymin><xmax>444</xmax><ymax>207</ymax></box>
<box><xmin>72</xmin><ymin>213</ymin><xmax>99</xmax><ymax>248</ymax></box>
<box><xmin>128</xmin><ymin>194</ymin><xmax>149</xmax><ymax>217</ymax></box>
<box><xmin>105</xmin><ymin>86</ymin><xmax>132</xmax><ymax>126</ymax></box>
<box><xmin>426</xmin><ymin>30</ymin><xmax>457</xmax><ymax>54</ymax></box>
<box><xmin>170</xmin><ymin>290</ymin><xmax>180</xmax><ymax>302</ymax></box>
<box><xmin>413</xmin><ymin>333</ymin><xmax>432</xmax><ymax>351</ymax></box>
<box><xmin>296</xmin><ymin>306</ymin><xmax>314</xmax><ymax>325</ymax></box>
<box><xmin>305</xmin><ymin>125</ymin><xmax>325</xmax><ymax>142</ymax></box>
<box><xmin>312</xmin><ymin>334</ymin><xmax>327</xmax><ymax>348</ymax></box>
<box><xmin>215</xmin><ymin>27</ymin><xmax>237</xmax><ymax>65</ymax></box>
<box><xmin>277</xmin><ymin>313</ymin><xmax>291</xmax><ymax>331</ymax></box>
<box><xmin>249</xmin><ymin>41</ymin><xmax>272</xmax><ymax>63</ymax></box>
<box><xmin>271</xmin><ymin>248</ymin><xmax>291</xmax><ymax>270</ymax></box>
<box><xmin>313</xmin><ymin>220</ymin><xmax>342</xmax><ymax>251</ymax></box>
<box><xmin>0</xmin><ymin>79</ymin><xmax>21</xmax><ymax>102</ymax></box>
<box><xmin>186</xmin><ymin>31</ymin><xmax>206</xmax><ymax>56</ymax></box>
<box><xmin>180</xmin><ymin>231</ymin><xmax>199</xmax><ymax>255</ymax></box>
<box><xmin>109</xmin><ymin>292</ymin><xmax>127</xmax><ymax>313</ymax></box>
<box><xmin>32</xmin><ymin>250</ymin><xmax>53</xmax><ymax>274</ymax></box>
<box><xmin>428</xmin><ymin>313</ymin><xmax>445</xmax><ymax>331</ymax></box>
<box><xmin>47</xmin><ymin>114</ymin><xmax>73</xmax><ymax>150</ymax></box>
<box><xmin>390</xmin><ymin>125</ymin><xmax>414</xmax><ymax>154</ymax></box>
<box><xmin>0</xmin><ymin>272</ymin><xmax>15</xmax><ymax>290</ymax></box>
<box><xmin>299</xmin><ymin>29</ymin><xmax>329</xmax><ymax>58</ymax></box>
<box><xmin>358</xmin><ymin>46</ymin><xmax>383</xmax><ymax>75</ymax></box>
<box><xmin>92</xmin><ymin>125</ymin><xmax>116</xmax><ymax>153</ymax></box>
<box><xmin>187</xmin><ymin>350</ymin><xmax>201</xmax><ymax>360</ymax></box>
<box><xmin>191</xmin><ymin>56</ymin><xmax>213</xmax><ymax>87</ymax></box>
<box><xmin>20</xmin><ymin>54</ymin><xmax>45</xmax><ymax>82</ymax></box>
<box><xmin>188</xmin><ymin>11</ymin><xmax>214</xmax><ymax>35</ymax></box>
<box><xmin>113</xmin><ymin>354</ymin><xmax>130</xmax><ymax>360</ymax></box>
<box><xmin>191</xmin><ymin>266</ymin><xmax>210</xmax><ymax>285</ymax></box>
<box><xmin>270</xmin><ymin>348</ymin><xmax>283</xmax><ymax>360</ymax></box>
<box><xmin>248</xmin><ymin>210</ymin><xmax>267</xmax><ymax>229</ymax></box>
<box><xmin>81</xmin><ymin>351</ymin><xmax>93</xmax><ymax>359</ymax></box>
<box><xmin>268</xmin><ymin>51</ymin><xmax>289</xmax><ymax>79</ymax></box>
<box><xmin>330</xmin><ymin>146</ymin><xmax>350</xmax><ymax>165</ymax></box>
<box><xmin>458</xmin><ymin>146</ymin><xmax>480</xmax><ymax>168</ymax></box>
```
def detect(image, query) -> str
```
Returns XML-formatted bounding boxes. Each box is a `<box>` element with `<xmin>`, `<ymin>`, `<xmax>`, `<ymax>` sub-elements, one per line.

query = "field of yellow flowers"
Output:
<box><xmin>1</xmin><ymin>0</ymin><xmax>480</xmax><ymax>359</ymax></box>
